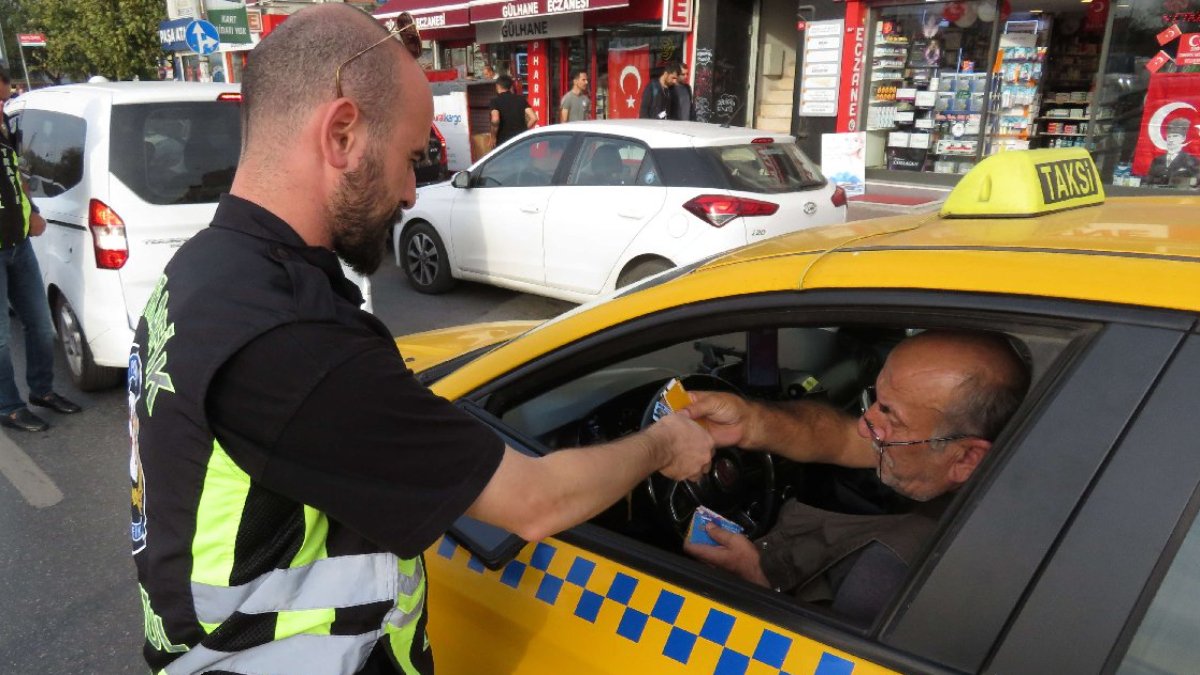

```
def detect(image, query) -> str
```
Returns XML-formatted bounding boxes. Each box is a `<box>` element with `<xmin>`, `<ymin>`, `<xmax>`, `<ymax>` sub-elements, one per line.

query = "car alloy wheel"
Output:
<box><xmin>401</xmin><ymin>222</ymin><xmax>455</xmax><ymax>294</ymax></box>
<box><xmin>406</xmin><ymin>231</ymin><xmax>440</xmax><ymax>288</ymax></box>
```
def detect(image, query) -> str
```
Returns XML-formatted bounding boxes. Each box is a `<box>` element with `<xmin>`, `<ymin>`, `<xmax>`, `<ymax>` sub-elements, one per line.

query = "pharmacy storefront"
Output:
<box><xmin>803</xmin><ymin>0</ymin><xmax>1200</xmax><ymax>192</ymax></box>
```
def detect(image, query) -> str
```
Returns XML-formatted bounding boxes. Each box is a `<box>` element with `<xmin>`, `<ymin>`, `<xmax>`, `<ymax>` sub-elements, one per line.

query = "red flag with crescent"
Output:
<box><xmin>1132</xmin><ymin>72</ymin><xmax>1200</xmax><ymax>178</ymax></box>
<box><xmin>607</xmin><ymin>45</ymin><xmax>649</xmax><ymax>120</ymax></box>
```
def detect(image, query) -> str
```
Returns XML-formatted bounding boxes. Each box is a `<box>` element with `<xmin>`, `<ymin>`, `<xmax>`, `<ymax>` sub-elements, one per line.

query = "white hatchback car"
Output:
<box><xmin>8</xmin><ymin>82</ymin><xmax>371</xmax><ymax>390</ymax></box>
<box><xmin>394</xmin><ymin>120</ymin><xmax>846</xmax><ymax>302</ymax></box>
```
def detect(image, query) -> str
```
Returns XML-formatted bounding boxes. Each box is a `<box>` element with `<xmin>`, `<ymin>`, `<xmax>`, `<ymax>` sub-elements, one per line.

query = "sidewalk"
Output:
<box><xmin>846</xmin><ymin>180</ymin><xmax>949</xmax><ymax>221</ymax></box>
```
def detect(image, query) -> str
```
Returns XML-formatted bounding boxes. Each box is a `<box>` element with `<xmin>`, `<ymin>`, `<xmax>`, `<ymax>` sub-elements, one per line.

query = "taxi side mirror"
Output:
<box><xmin>451</xmin><ymin>171</ymin><xmax>471</xmax><ymax>189</ymax></box>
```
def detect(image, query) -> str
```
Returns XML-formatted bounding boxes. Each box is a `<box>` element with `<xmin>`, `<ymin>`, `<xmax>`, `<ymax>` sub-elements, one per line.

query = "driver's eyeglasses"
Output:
<box><xmin>859</xmin><ymin>386</ymin><xmax>972</xmax><ymax>456</ymax></box>
<box><xmin>334</xmin><ymin>13</ymin><xmax>421</xmax><ymax>99</ymax></box>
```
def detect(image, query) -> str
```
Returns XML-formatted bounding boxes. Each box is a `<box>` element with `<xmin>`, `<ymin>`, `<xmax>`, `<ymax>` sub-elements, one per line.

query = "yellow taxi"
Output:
<box><xmin>395</xmin><ymin>148</ymin><xmax>1200</xmax><ymax>674</ymax></box>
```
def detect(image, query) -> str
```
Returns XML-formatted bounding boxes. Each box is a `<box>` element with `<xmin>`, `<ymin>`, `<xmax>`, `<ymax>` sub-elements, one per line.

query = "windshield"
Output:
<box><xmin>704</xmin><ymin>142</ymin><xmax>825</xmax><ymax>194</ymax></box>
<box><xmin>110</xmin><ymin>101</ymin><xmax>241</xmax><ymax>205</ymax></box>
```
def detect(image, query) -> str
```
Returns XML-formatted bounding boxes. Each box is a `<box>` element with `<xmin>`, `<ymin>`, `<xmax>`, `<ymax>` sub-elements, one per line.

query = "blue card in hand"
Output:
<box><xmin>686</xmin><ymin>506</ymin><xmax>744</xmax><ymax>546</ymax></box>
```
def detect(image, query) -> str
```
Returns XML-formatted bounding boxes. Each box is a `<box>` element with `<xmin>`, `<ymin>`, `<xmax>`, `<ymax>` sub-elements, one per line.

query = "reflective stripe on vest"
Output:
<box><xmin>184</xmin><ymin>440</ymin><xmax>427</xmax><ymax>672</ymax></box>
<box><xmin>191</xmin><ymin>552</ymin><xmax>423</xmax><ymax>625</ymax></box>
<box><xmin>163</xmin><ymin>632</ymin><xmax>381</xmax><ymax>675</ymax></box>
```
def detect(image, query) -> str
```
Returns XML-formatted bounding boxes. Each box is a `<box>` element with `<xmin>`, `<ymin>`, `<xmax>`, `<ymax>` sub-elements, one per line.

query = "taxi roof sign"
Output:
<box><xmin>941</xmin><ymin>148</ymin><xmax>1105</xmax><ymax>219</ymax></box>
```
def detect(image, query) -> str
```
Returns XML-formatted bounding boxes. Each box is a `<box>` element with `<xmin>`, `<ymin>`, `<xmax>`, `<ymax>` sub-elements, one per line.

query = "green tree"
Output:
<box><xmin>0</xmin><ymin>0</ymin><xmax>163</xmax><ymax>84</ymax></box>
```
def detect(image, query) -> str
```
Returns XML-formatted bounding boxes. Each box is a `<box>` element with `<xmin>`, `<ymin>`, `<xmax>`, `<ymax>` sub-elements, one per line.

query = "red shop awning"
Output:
<box><xmin>467</xmin><ymin>0</ymin><xmax>630</xmax><ymax>23</ymax></box>
<box><xmin>374</xmin><ymin>0</ymin><xmax>472</xmax><ymax>33</ymax></box>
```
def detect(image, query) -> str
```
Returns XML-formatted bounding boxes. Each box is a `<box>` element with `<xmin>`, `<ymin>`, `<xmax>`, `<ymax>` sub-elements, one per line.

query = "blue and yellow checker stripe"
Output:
<box><xmin>425</xmin><ymin>535</ymin><xmax>898</xmax><ymax>675</ymax></box>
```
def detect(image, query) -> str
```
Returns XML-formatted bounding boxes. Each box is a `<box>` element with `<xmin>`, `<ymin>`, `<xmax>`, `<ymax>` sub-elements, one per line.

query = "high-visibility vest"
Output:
<box><xmin>130</xmin><ymin>199</ymin><xmax>431</xmax><ymax>674</ymax></box>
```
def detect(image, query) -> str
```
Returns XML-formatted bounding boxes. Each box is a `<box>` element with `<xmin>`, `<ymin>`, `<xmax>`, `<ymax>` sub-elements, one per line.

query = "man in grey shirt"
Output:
<box><xmin>559</xmin><ymin>70</ymin><xmax>589</xmax><ymax>123</ymax></box>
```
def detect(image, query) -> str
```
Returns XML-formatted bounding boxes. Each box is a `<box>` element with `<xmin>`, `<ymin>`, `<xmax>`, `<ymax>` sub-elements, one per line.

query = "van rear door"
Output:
<box><xmin>107</xmin><ymin>99</ymin><xmax>242</xmax><ymax>329</ymax></box>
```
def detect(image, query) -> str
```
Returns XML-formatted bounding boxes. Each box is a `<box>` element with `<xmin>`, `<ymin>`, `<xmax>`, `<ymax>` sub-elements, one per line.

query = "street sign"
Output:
<box><xmin>184</xmin><ymin>19</ymin><xmax>220</xmax><ymax>55</ymax></box>
<box><xmin>17</xmin><ymin>33</ymin><xmax>46</xmax><ymax>47</ymax></box>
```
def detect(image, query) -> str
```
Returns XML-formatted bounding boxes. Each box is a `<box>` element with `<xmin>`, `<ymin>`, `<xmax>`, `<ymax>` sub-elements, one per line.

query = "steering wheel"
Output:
<box><xmin>640</xmin><ymin>374</ymin><xmax>777</xmax><ymax>541</ymax></box>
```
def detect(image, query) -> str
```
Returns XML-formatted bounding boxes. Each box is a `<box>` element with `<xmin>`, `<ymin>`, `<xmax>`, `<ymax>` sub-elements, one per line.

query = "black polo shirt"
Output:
<box><xmin>206</xmin><ymin>195</ymin><xmax>505</xmax><ymax>562</ymax></box>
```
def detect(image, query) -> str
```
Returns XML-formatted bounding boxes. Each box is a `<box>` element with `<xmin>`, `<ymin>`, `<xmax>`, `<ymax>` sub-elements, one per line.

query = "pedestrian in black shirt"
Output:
<box><xmin>126</xmin><ymin>7</ymin><xmax>714</xmax><ymax>675</ymax></box>
<box><xmin>639</xmin><ymin>62</ymin><xmax>680</xmax><ymax>120</ymax></box>
<box><xmin>674</xmin><ymin>62</ymin><xmax>695</xmax><ymax>122</ymax></box>
<box><xmin>489</xmin><ymin>74</ymin><xmax>536</xmax><ymax>147</ymax></box>
<box><xmin>0</xmin><ymin>66</ymin><xmax>81</xmax><ymax>432</ymax></box>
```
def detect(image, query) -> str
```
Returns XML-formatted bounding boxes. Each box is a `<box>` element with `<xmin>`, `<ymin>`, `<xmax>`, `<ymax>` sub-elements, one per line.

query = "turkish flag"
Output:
<box><xmin>1157</xmin><ymin>23</ymin><xmax>1183</xmax><ymax>46</ymax></box>
<box><xmin>1084</xmin><ymin>0</ymin><xmax>1109</xmax><ymax>33</ymax></box>
<box><xmin>607</xmin><ymin>45</ymin><xmax>649</xmax><ymax>120</ymax></box>
<box><xmin>1132</xmin><ymin>72</ymin><xmax>1200</xmax><ymax>177</ymax></box>
<box><xmin>1178</xmin><ymin>33</ymin><xmax>1200</xmax><ymax>66</ymax></box>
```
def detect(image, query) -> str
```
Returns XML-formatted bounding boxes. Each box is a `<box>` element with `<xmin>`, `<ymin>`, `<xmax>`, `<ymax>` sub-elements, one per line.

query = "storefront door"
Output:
<box><xmin>694</xmin><ymin>0</ymin><xmax>755</xmax><ymax>126</ymax></box>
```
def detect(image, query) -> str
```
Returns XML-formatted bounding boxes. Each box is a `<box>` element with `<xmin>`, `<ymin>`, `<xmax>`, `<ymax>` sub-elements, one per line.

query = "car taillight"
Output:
<box><xmin>682</xmin><ymin>195</ymin><xmax>779</xmax><ymax>228</ymax></box>
<box><xmin>89</xmin><ymin>199</ymin><xmax>128</xmax><ymax>269</ymax></box>
<box><xmin>432</xmin><ymin>126</ymin><xmax>451</xmax><ymax>168</ymax></box>
<box><xmin>831</xmin><ymin>185</ymin><xmax>847</xmax><ymax>208</ymax></box>
<box><xmin>217</xmin><ymin>92</ymin><xmax>242</xmax><ymax>102</ymax></box>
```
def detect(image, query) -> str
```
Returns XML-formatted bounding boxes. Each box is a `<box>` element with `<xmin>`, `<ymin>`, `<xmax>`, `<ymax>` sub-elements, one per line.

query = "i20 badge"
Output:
<box><xmin>803</xmin><ymin>202</ymin><xmax>818</xmax><ymax>215</ymax></box>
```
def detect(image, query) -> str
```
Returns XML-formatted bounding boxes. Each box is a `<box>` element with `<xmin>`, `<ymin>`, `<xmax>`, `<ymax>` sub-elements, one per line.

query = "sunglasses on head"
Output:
<box><xmin>334</xmin><ymin>12</ymin><xmax>421</xmax><ymax>99</ymax></box>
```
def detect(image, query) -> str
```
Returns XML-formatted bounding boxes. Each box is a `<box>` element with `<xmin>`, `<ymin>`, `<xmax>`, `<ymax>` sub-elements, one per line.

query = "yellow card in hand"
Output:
<box><xmin>661</xmin><ymin>378</ymin><xmax>691</xmax><ymax>413</ymax></box>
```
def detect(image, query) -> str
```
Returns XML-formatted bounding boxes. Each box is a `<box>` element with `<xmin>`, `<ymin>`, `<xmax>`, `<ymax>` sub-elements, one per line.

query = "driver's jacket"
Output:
<box><xmin>755</xmin><ymin>497</ymin><xmax>947</xmax><ymax>606</ymax></box>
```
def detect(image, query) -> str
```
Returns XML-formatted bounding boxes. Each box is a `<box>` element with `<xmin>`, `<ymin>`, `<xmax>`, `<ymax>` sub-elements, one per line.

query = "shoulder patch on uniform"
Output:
<box><xmin>143</xmin><ymin>275</ymin><xmax>177</xmax><ymax>415</ymax></box>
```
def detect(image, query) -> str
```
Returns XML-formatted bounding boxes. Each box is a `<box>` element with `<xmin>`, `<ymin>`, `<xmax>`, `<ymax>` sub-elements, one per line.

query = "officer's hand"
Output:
<box><xmin>684</xmin><ymin>525</ymin><xmax>771</xmax><ymax>588</ymax></box>
<box><xmin>646</xmin><ymin>413</ymin><xmax>713</xmax><ymax>482</ymax></box>
<box><xmin>683</xmin><ymin>391</ymin><xmax>755</xmax><ymax>449</ymax></box>
<box><xmin>28</xmin><ymin>212</ymin><xmax>46</xmax><ymax>237</ymax></box>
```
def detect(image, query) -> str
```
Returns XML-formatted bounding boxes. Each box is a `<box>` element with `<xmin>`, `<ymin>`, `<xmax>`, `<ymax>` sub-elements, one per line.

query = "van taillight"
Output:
<box><xmin>89</xmin><ymin>199</ymin><xmax>128</xmax><ymax>269</ymax></box>
<box><xmin>831</xmin><ymin>185</ymin><xmax>847</xmax><ymax>208</ymax></box>
<box><xmin>682</xmin><ymin>195</ymin><xmax>779</xmax><ymax>227</ymax></box>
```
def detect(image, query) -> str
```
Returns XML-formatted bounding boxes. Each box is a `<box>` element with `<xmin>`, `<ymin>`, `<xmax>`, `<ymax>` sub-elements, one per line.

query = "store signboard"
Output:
<box><xmin>799</xmin><ymin>19</ymin><xmax>844</xmax><ymax>117</ymax></box>
<box><xmin>662</xmin><ymin>0</ymin><xmax>692</xmax><ymax>32</ymax></box>
<box><xmin>838</xmin><ymin>2</ymin><xmax>866</xmax><ymax>132</ymax></box>
<box><xmin>526</xmin><ymin>39</ymin><xmax>550</xmax><ymax>126</ymax></box>
<box><xmin>246</xmin><ymin>8</ymin><xmax>262</xmax><ymax>33</ymax></box>
<box><xmin>158</xmin><ymin>18</ymin><xmax>192</xmax><ymax>52</ymax></box>
<box><xmin>376</xmin><ymin>2</ymin><xmax>477</xmax><ymax>31</ymax></box>
<box><xmin>205</xmin><ymin>0</ymin><xmax>252</xmax><ymax>45</ymax></box>
<box><xmin>468</xmin><ymin>0</ymin><xmax>629</xmax><ymax>23</ymax></box>
<box><xmin>475</xmin><ymin>12</ymin><xmax>583</xmax><ymax>42</ymax></box>
<box><xmin>433</xmin><ymin>92</ymin><xmax>472</xmax><ymax>171</ymax></box>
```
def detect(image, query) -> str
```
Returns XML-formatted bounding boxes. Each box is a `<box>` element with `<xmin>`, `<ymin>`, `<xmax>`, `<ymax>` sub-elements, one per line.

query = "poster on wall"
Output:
<box><xmin>821</xmin><ymin>132</ymin><xmax>866</xmax><ymax>196</ymax></box>
<box><xmin>607</xmin><ymin>45</ymin><xmax>650</xmax><ymax>120</ymax></box>
<box><xmin>1132</xmin><ymin>72</ymin><xmax>1200</xmax><ymax>189</ymax></box>
<box><xmin>799</xmin><ymin>20</ymin><xmax>844</xmax><ymax>117</ymax></box>
<box><xmin>432</xmin><ymin>91</ymin><xmax>471</xmax><ymax>171</ymax></box>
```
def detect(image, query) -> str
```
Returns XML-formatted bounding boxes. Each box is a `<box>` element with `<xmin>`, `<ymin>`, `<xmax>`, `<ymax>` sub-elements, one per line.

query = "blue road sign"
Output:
<box><xmin>185</xmin><ymin>19</ymin><xmax>220</xmax><ymax>55</ymax></box>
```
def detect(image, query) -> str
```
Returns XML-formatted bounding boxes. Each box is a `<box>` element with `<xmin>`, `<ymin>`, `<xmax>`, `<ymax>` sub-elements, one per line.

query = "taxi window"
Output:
<box><xmin>1115</xmin><ymin>509</ymin><xmax>1200</xmax><ymax>674</ymax></box>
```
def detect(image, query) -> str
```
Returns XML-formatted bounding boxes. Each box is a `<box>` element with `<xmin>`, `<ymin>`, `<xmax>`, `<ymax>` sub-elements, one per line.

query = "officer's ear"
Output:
<box><xmin>318</xmin><ymin>98</ymin><xmax>364</xmax><ymax>171</ymax></box>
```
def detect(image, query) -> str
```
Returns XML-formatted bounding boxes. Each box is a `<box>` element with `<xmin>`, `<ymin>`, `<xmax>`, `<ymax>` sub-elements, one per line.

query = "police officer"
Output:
<box><xmin>0</xmin><ymin>66</ymin><xmax>82</xmax><ymax>432</ymax></box>
<box><xmin>127</xmin><ymin>7</ymin><xmax>713</xmax><ymax>674</ymax></box>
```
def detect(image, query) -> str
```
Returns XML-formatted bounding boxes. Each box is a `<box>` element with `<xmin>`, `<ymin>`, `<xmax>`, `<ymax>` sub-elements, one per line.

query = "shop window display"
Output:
<box><xmin>864</xmin><ymin>3</ymin><xmax>994</xmax><ymax>174</ymax></box>
<box><xmin>1098</xmin><ymin>0</ymin><xmax>1200</xmax><ymax>190</ymax></box>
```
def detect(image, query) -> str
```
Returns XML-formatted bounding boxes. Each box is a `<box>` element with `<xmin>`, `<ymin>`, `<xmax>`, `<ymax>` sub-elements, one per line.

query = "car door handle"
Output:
<box><xmin>520</xmin><ymin>204</ymin><xmax>541</xmax><ymax>214</ymax></box>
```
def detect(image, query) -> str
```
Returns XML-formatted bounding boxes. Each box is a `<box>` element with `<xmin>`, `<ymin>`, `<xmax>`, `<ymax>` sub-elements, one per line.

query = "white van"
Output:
<box><xmin>7</xmin><ymin>82</ymin><xmax>372</xmax><ymax>390</ymax></box>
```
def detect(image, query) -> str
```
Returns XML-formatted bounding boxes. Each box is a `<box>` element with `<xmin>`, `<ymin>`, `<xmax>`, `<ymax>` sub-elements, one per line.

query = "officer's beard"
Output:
<box><xmin>329</xmin><ymin>146</ymin><xmax>403</xmax><ymax>276</ymax></box>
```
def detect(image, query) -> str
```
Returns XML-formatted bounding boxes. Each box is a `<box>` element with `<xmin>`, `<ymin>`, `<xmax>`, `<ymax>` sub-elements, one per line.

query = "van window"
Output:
<box><xmin>110</xmin><ymin>101</ymin><xmax>241</xmax><ymax>205</ymax></box>
<box><xmin>17</xmin><ymin>110</ymin><xmax>86</xmax><ymax>198</ymax></box>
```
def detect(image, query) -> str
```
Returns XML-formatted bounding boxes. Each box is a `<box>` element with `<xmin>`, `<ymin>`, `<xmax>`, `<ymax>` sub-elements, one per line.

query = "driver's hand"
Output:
<box><xmin>647</xmin><ymin>413</ymin><xmax>714</xmax><ymax>481</ymax></box>
<box><xmin>683</xmin><ymin>391</ymin><xmax>754</xmax><ymax>448</ymax></box>
<box><xmin>684</xmin><ymin>525</ymin><xmax>771</xmax><ymax>588</ymax></box>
